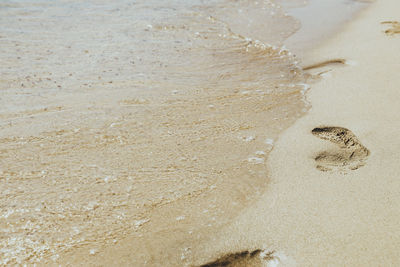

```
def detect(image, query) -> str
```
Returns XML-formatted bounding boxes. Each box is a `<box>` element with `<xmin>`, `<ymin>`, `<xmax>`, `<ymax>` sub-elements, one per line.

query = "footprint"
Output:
<box><xmin>302</xmin><ymin>59</ymin><xmax>347</xmax><ymax>78</ymax></box>
<box><xmin>199</xmin><ymin>249</ymin><xmax>279</xmax><ymax>267</ymax></box>
<box><xmin>303</xmin><ymin>59</ymin><xmax>346</xmax><ymax>71</ymax></box>
<box><xmin>381</xmin><ymin>21</ymin><xmax>400</xmax><ymax>36</ymax></box>
<box><xmin>311</xmin><ymin>126</ymin><xmax>370</xmax><ymax>172</ymax></box>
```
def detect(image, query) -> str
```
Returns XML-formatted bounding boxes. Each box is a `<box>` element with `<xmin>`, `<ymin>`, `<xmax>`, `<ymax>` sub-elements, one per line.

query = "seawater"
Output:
<box><xmin>0</xmin><ymin>0</ymin><xmax>309</xmax><ymax>265</ymax></box>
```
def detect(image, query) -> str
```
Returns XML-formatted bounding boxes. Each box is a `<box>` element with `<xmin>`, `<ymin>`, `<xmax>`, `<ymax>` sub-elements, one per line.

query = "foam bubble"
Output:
<box><xmin>133</xmin><ymin>219</ymin><xmax>149</xmax><ymax>228</ymax></box>
<box><xmin>248</xmin><ymin>157</ymin><xmax>264</xmax><ymax>164</ymax></box>
<box><xmin>255</xmin><ymin>150</ymin><xmax>266</xmax><ymax>156</ymax></box>
<box><xmin>176</xmin><ymin>216</ymin><xmax>185</xmax><ymax>221</ymax></box>
<box><xmin>298</xmin><ymin>83</ymin><xmax>310</xmax><ymax>94</ymax></box>
<box><xmin>265</xmin><ymin>138</ymin><xmax>274</xmax><ymax>145</ymax></box>
<box><xmin>243</xmin><ymin>136</ymin><xmax>255</xmax><ymax>142</ymax></box>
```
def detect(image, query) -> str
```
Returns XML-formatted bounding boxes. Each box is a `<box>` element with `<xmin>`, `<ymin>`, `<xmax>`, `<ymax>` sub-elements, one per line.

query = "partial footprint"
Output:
<box><xmin>312</xmin><ymin>126</ymin><xmax>370</xmax><ymax>172</ymax></box>
<box><xmin>303</xmin><ymin>59</ymin><xmax>346</xmax><ymax>71</ymax></box>
<box><xmin>302</xmin><ymin>59</ymin><xmax>347</xmax><ymax>78</ymax></box>
<box><xmin>199</xmin><ymin>249</ymin><xmax>279</xmax><ymax>267</ymax></box>
<box><xmin>381</xmin><ymin>21</ymin><xmax>400</xmax><ymax>36</ymax></box>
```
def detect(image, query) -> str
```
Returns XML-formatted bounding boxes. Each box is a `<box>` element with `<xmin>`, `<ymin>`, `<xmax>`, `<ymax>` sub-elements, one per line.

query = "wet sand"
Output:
<box><xmin>196</xmin><ymin>0</ymin><xmax>400</xmax><ymax>266</ymax></box>
<box><xmin>0</xmin><ymin>1</ymin><xmax>306</xmax><ymax>265</ymax></box>
<box><xmin>283</xmin><ymin>0</ymin><xmax>370</xmax><ymax>55</ymax></box>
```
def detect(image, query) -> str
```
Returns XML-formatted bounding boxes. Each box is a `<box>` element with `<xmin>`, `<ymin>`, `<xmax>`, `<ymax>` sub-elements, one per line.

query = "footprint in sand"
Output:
<box><xmin>302</xmin><ymin>59</ymin><xmax>347</xmax><ymax>78</ymax></box>
<box><xmin>312</xmin><ymin>126</ymin><xmax>370</xmax><ymax>172</ymax></box>
<box><xmin>199</xmin><ymin>249</ymin><xmax>280</xmax><ymax>267</ymax></box>
<box><xmin>381</xmin><ymin>21</ymin><xmax>400</xmax><ymax>36</ymax></box>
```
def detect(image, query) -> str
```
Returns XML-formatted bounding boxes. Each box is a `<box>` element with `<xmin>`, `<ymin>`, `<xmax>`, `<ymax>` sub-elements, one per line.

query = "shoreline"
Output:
<box><xmin>196</xmin><ymin>0</ymin><xmax>400</xmax><ymax>265</ymax></box>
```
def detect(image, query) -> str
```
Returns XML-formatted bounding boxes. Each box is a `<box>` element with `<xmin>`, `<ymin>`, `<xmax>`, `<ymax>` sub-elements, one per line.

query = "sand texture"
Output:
<box><xmin>1</xmin><ymin>0</ymin><xmax>399</xmax><ymax>266</ymax></box>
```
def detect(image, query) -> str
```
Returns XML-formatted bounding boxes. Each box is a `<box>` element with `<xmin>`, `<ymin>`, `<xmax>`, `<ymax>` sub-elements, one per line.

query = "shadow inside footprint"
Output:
<box><xmin>311</xmin><ymin>126</ymin><xmax>369</xmax><ymax>172</ymax></box>
<box><xmin>199</xmin><ymin>249</ymin><xmax>278</xmax><ymax>267</ymax></box>
<box><xmin>381</xmin><ymin>21</ymin><xmax>400</xmax><ymax>36</ymax></box>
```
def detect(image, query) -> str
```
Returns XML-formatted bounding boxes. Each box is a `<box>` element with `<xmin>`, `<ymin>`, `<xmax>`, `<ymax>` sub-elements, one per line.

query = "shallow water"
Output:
<box><xmin>0</xmin><ymin>0</ymin><xmax>310</xmax><ymax>265</ymax></box>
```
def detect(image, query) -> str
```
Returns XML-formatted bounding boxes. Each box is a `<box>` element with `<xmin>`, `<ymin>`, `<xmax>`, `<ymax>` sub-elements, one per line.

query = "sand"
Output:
<box><xmin>195</xmin><ymin>0</ymin><xmax>400</xmax><ymax>265</ymax></box>
<box><xmin>1</xmin><ymin>0</ymin><xmax>399</xmax><ymax>265</ymax></box>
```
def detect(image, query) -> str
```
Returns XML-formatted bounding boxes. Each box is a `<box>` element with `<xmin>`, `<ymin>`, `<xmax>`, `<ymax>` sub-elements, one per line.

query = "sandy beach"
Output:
<box><xmin>194</xmin><ymin>0</ymin><xmax>400</xmax><ymax>265</ymax></box>
<box><xmin>1</xmin><ymin>0</ymin><xmax>399</xmax><ymax>266</ymax></box>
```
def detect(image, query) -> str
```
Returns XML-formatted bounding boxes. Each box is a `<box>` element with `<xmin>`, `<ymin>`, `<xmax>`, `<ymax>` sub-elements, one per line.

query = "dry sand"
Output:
<box><xmin>195</xmin><ymin>0</ymin><xmax>400</xmax><ymax>266</ymax></box>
